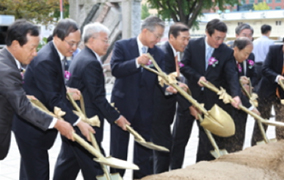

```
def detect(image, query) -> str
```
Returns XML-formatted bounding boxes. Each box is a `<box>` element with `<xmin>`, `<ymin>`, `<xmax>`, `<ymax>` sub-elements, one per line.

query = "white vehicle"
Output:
<box><xmin>0</xmin><ymin>15</ymin><xmax>15</xmax><ymax>49</ymax></box>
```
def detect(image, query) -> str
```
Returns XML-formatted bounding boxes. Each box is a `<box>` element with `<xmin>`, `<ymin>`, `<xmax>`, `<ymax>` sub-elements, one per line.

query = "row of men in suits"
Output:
<box><xmin>1</xmin><ymin>17</ymin><xmax>284</xmax><ymax>180</ymax></box>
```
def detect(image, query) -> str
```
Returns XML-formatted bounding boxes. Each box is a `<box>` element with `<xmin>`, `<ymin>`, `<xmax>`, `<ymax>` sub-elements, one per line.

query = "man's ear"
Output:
<box><xmin>11</xmin><ymin>40</ymin><xmax>20</xmax><ymax>47</ymax></box>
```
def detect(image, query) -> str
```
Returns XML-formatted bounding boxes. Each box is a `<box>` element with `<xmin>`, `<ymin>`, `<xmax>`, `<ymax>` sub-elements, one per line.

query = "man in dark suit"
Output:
<box><xmin>251</xmin><ymin>44</ymin><xmax>284</xmax><ymax>145</ymax></box>
<box><xmin>0</xmin><ymin>19</ymin><xmax>74</xmax><ymax>160</ymax></box>
<box><xmin>221</xmin><ymin>37</ymin><xmax>259</xmax><ymax>153</ymax></box>
<box><xmin>110</xmin><ymin>16</ymin><xmax>178</xmax><ymax>179</ymax></box>
<box><xmin>54</xmin><ymin>22</ymin><xmax>130</xmax><ymax>180</ymax></box>
<box><xmin>180</xmin><ymin>19</ymin><xmax>241</xmax><ymax>162</ymax></box>
<box><xmin>151</xmin><ymin>23</ymin><xmax>192</xmax><ymax>173</ymax></box>
<box><xmin>12</xmin><ymin>19</ymin><xmax>94</xmax><ymax>180</ymax></box>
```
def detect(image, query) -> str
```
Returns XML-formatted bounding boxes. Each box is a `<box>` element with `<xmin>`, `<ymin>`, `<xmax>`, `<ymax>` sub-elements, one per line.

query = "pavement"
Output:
<box><xmin>0</xmin><ymin>82</ymin><xmax>276</xmax><ymax>180</ymax></box>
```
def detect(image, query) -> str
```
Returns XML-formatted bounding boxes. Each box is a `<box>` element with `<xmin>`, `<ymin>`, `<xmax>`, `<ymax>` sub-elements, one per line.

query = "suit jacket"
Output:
<box><xmin>180</xmin><ymin>37</ymin><xmax>240</xmax><ymax>110</ymax></box>
<box><xmin>258</xmin><ymin>45</ymin><xmax>284</xmax><ymax>99</ymax></box>
<box><xmin>0</xmin><ymin>48</ymin><xmax>52</xmax><ymax>159</ymax></box>
<box><xmin>67</xmin><ymin>47</ymin><xmax>120</xmax><ymax>142</ymax></box>
<box><xmin>156</xmin><ymin>42</ymin><xmax>190</xmax><ymax>109</ymax></box>
<box><xmin>111</xmin><ymin>38</ymin><xmax>164</xmax><ymax>121</ymax></box>
<box><xmin>13</xmin><ymin>42</ymin><xmax>78</xmax><ymax>149</ymax></box>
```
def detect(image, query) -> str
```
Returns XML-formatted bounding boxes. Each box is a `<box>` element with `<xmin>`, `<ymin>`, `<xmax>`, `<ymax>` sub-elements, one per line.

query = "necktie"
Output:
<box><xmin>205</xmin><ymin>47</ymin><xmax>213</xmax><ymax>70</ymax></box>
<box><xmin>141</xmin><ymin>46</ymin><xmax>147</xmax><ymax>54</ymax></box>
<box><xmin>62</xmin><ymin>57</ymin><xmax>68</xmax><ymax>71</ymax></box>
<box><xmin>141</xmin><ymin>46</ymin><xmax>147</xmax><ymax>72</ymax></box>
<box><xmin>276</xmin><ymin>64</ymin><xmax>284</xmax><ymax>98</ymax></box>
<box><xmin>175</xmin><ymin>55</ymin><xmax>180</xmax><ymax>77</ymax></box>
<box><xmin>237</xmin><ymin>63</ymin><xmax>242</xmax><ymax>73</ymax></box>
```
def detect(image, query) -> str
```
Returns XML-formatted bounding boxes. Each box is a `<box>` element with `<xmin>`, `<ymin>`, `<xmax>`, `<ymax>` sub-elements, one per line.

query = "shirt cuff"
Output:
<box><xmin>135</xmin><ymin>58</ymin><xmax>140</xmax><ymax>68</ymax></box>
<box><xmin>48</xmin><ymin>117</ymin><xmax>58</xmax><ymax>129</ymax></box>
<box><xmin>74</xmin><ymin>118</ymin><xmax>81</xmax><ymax>126</ymax></box>
<box><xmin>276</xmin><ymin>75</ymin><xmax>281</xmax><ymax>83</ymax></box>
<box><xmin>248</xmin><ymin>106</ymin><xmax>255</xmax><ymax>111</ymax></box>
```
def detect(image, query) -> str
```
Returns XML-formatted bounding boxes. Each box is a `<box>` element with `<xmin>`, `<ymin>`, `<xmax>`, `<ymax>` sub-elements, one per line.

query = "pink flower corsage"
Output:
<box><xmin>64</xmin><ymin>70</ymin><xmax>71</xmax><ymax>80</ymax></box>
<box><xmin>178</xmin><ymin>62</ymin><xmax>184</xmax><ymax>68</ymax></box>
<box><xmin>247</xmin><ymin>59</ymin><xmax>254</xmax><ymax>69</ymax></box>
<box><xmin>208</xmin><ymin>57</ymin><xmax>218</xmax><ymax>67</ymax></box>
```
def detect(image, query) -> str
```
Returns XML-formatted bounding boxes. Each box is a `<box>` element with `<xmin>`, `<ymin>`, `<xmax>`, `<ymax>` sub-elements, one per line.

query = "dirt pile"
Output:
<box><xmin>142</xmin><ymin>140</ymin><xmax>284</xmax><ymax>180</ymax></box>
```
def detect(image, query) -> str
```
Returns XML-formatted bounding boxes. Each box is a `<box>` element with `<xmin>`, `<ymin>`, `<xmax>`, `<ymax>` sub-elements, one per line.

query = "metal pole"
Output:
<box><xmin>60</xmin><ymin>0</ymin><xmax>63</xmax><ymax>20</ymax></box>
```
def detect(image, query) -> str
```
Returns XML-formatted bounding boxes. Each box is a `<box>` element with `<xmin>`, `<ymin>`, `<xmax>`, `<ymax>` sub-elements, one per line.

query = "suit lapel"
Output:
<box><xmin>3</xmin><ymin>48</ymin><xmax>19</xmax><ymax>71</ymax></box>
<box><xmin>50</xmin><ymin>42</ymin><xmax>66</xmax><ymax>85</ymax></box>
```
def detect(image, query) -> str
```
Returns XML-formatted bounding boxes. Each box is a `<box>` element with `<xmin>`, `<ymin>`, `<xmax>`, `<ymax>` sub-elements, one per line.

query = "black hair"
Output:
<box><xmin>233</xmin><ymin>37</ymin><xmax>252</xmax><ymax>50</ymax></box>
<box><xmin>168</xmin><ymin>23</ymin><xmax>189</xmax><ymax>39</ymax></box>
<box><xmin>6</xmin><ymin>19</ymin><xmax>39</xmax><ymax>46</ymax></box>
<box><xmin>206</xmin><ymin>19</ymin><xmax>227</xmax><ymax>36</ymax></box>
<box><xmin>52</xmin><ymin>18</ymin><xmax>79</xmax><ymax>41</ymax></box>
<box><xmin>261</xmin><ymin>24</ymin><xmax>271</xmax><ymax>34</ymax></box>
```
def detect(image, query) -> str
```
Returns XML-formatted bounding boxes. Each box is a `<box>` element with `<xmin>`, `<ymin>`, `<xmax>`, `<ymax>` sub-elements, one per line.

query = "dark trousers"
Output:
<box><xmin>53</xmin><ymin>127</ymin><xmax>103</xmax><ymax>180</ymax></box>
<box><xmin>251</xmin><ymin>95</ymin><xmax>284</xmax><ymax>145</ymax></box>
<box><xmin>15</xmin><ymin>136</ymin><xmax>50</xmax><ymax>180</ymax></box>
<box><xmin>152</xmin><ymin>94</ymin><xmax>176</xmax><ymax>174</ymax></box>
<box><xmin>170</xmin><ymin>105</ymin><xmax>194</xmax><ymax>169</ymax></box>
<box><xmin>222</xmin><ymin>109</ymin><xmax>247</xmax><ymax>153</ymax></box>
<box><xmin>110</xmin><ymin>107</ymin><xmax>153</xmax><ymax>179</ymax></box>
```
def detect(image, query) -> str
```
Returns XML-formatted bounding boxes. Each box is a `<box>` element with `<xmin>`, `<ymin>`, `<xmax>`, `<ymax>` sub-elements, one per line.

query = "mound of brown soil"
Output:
<box><xmin>142</xmin><ymin>140</ymin><xmax>284</xmax><ymax>180</ymax></box>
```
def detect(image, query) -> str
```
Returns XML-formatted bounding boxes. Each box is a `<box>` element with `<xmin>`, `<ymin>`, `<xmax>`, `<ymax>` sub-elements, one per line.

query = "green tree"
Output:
<box><xmin>147</xmin><ymin>0</ymin><xmax>239</xmax><ymax>28</ymax></box>
<box><xmin>253</xmin><ymin>2</ymin><xmax>270</xmax><ymax>11</ymax></box>
<box><xmin>141</xmin><ymin>3</ymin><xmax>151</xmax><ymax>19</ymax></box>
<box><xmin>0</xmin><ymin>0</ymin><xmax>69</xmax><ymax>25</ymax></box>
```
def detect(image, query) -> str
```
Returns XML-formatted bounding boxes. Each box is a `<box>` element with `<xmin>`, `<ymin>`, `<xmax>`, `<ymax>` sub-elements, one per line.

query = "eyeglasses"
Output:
<box><xmin>64</xmin><ymin>40</ymin><xmax>79</xmax><ymax>47</ymax></box>
<box><xmin>92</xmin><ymin>37</ymin><xmax>109</xmax><ymax>44</ymax></box>
<box><xmin>150</xmin><ymin>31</ymin><xmax>163</xmax><ymax>40</ymax></box>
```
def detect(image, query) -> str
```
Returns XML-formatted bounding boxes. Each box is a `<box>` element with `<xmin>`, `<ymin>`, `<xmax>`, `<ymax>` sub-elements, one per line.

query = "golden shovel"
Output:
<box><xmin>29</xmin><ymin>98</ymin><xmax>139</xmax><ymax>170</ymax></box>
<box><xmin>200</xmin><ymin>80</ymin><xmax>284</xmax><ymax>144</ymax></box>
<box><xmin>66</xmin><ymin>93</ymin><xmax>100</xmax><ymax>127</ymax></box>
<box><xmin>110</xmin><ymin>104</ymin><xmax>170</xmax><ymax>152</ymax></box>
<box><xmin>240</xmin><ymin>77</ymin><xmax>258</xmax><ymax>107</ymax></box>
<box><xmin>126</xmin><ymin>124</ymin><xmax>169</xmax><ymax>152</ymax></box>
<box><xmin>67</xmin><ymin>94</ymin><xmax>123</xmax><ymax>180</ymax></box>
<box><xmin>197</xmin><ymin>114</ymin><xmax>228</xmax><ymax>158</ymax></box>
<box><xmin>240</xmin><ymin>77</ymin><xmax>276</xmax><ymax>145</ymax></box>
<box><xmin>142</xmin><ymin>54</ymin><xmax>235</xmax><ymax>137</ymax></box>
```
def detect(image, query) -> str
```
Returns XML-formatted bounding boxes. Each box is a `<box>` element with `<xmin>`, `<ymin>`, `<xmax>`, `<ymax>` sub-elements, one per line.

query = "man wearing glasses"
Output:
<box><xmin>109</xmin><ymin>16</ymin><xmax>178</xmax><ymax>179</ymax></box>
<box><xmin>180</xmin><ymin>19</ymin><xmax>241</xmax><ymax>162</ymax></box>
<box><xmin>13</xmin><ymin>19</ymin><xmax>94</xmax><ymax>180</ymax></box>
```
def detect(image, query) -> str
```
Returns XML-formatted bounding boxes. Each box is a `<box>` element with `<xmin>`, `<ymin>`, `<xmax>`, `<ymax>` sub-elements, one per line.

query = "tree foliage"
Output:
<box><xmin>141</xmin><ymin>3</ymin><xmax>151</xmax><ymax>20</ymax></box>
<box><xmin>0</xmin><ymin>0</ymin><xmax>69</xmax><ymax>24</ymax></box>
<box><xmin>147</xmin><ymin>0</ymin><xmax>239</xmax><ymax>28</ymax></box>
<box><xmin>253</xmin><ymin>2</ymin><xmax>270</xmax><ymax>11</ymax></box>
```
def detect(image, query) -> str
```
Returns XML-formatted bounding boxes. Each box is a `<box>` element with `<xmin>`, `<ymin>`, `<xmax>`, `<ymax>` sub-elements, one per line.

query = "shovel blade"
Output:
<box><xmin>135</xmin><ymin>139</ymin><xmax>169</xmax><ymax>152</ymax></box>
<box><xmin>210</xmin><ymin>149</ymin><xmax>228</xmax><ymax>159</ymax></box>
<box><xmin>94</xmin><ymin>156</ymin><xmax>139</xmax><ymax>170</ymax></box>
<box><xmin>96</xmin><ymin>173</ymin><xmax>123</xmax><ymax>180</ymax></box>
<box><xmin>201</xmin><ymin>104</ymin><xmax>235</xmax><ymax>137</ymax></box>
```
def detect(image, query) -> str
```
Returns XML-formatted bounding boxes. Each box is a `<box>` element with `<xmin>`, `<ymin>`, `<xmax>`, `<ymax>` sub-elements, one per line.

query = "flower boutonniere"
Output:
<box><xmin>64</xmin><ymin>70</ymin><xmax>71</xmax><ymax>81</ymax></box>
<box><xmin>247</xmin><ymin>59</ymin><xmax>254</xmax><ymax>69</ymax></box>
<box><xmin>178</xmin><ymin>62</ymin><xmax>184</xmax><ymax>68</ymax></box>
<box><xmin>208</xmin><ymin>57</ymin><xmax>218</xmax><ymax>67</ymax></box>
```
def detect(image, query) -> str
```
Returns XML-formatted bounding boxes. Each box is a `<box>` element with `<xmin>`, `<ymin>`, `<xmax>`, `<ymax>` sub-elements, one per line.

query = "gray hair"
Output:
<box><xmin>141</xmin><ymin>16</ymin><xmax>165</xmax><ymax>32</ymax></box>
<box><xmin>235</xmin><ymin>23</ymin><xmax>254</xmax><ymax>35</ymax></box>
<box><xmin>82</xmin><ymin>22</ymin><xmax>110</xmax><ymax>43</ymax></box>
